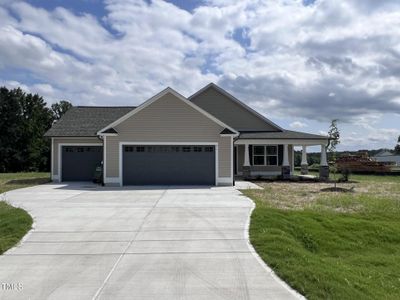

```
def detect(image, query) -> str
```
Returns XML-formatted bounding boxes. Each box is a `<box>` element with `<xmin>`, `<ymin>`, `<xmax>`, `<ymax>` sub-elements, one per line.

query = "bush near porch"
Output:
<box><xmin>243</xmin><ymin>175</ymin><xmax>400</xmax><ymax>300</ymax></box>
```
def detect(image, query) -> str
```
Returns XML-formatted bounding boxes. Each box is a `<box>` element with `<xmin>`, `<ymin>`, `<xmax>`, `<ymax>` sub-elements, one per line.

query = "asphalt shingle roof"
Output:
<box><xmin>238</xmin><ymin>130</ymin><xmax>328</xmax><ymax>140</ymax></box>
<box><xmin>45</xmin><ymin>106</ymin><xmax>327</xmax><ymax>141</ymax></box>
<box><xmin>45</xmin><ymin>106</ymin><xmax>135</xmax><ymax>137</ymax></box>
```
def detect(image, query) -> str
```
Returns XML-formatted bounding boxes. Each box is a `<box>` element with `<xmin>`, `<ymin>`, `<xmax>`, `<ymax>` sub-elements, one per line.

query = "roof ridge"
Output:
<box><xmin>76</xmin><ymin>106</ymin><xmax>136</xmax><ymax>108</ymax></box>
<box><xmin>239</xmin><ymin>130</ymin><xmax>283</xmax><ymax>133</ymax></box>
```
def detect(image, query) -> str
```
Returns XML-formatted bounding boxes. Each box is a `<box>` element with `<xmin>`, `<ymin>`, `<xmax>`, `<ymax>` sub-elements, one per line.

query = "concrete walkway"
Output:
<box><xmin>234</xmin><ymin>180</ymin><xmax>263</xmax><ymax>190</ymax></box>
<box><xmin>0</xmin><ymin>183</ymin><xmax>301</xmax><ymax>300</ymax></box>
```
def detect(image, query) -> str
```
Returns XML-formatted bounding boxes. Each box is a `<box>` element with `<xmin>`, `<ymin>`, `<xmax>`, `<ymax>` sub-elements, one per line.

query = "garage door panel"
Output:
<box><xmin>123</xmin><ymin>145</ymin><xmax>215</xmax><ymax>185</ymax></box>
<box><xmin>62</xmin><ymin>146</ymin><xmax>103</xmax><ymax>181</ymax></box>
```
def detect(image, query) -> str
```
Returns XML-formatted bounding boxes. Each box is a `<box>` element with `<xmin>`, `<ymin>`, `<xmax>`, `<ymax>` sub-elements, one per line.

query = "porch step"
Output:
<box><xmin>297</xmin><ymin>174</ymin><xmax>317</xmax><ymax>180</ymax></box>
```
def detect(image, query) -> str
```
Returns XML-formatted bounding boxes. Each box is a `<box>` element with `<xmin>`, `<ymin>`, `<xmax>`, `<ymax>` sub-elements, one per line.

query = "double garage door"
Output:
<box><xmin>123</xmin><ymin>145</ymin><xmax>216</xmax><ymax>185</ymax></box>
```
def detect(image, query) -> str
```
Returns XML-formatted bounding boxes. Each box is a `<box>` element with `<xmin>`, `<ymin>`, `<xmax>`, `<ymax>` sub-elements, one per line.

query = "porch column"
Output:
<box><xmin>243</xmin><ymin>143</ymin><xmax>250</xmax><ymax>166</ymax></box>
<box><xmin>319</xmin><ymin>144</ymin><xmax>329</xmax><ymax>181</ymax></box>
<box><xmin>301</xmin><ymin>145</ymin><xmax>308</xmax><ymax>175</ymax></box>
<box><xmin>282</xmin><ymin>144</ymin><xmax>291</xmax><ymax>179</ymax></box>
<box><xmin>243</xmin><ymin>143</ymin><xmax>251</xmax><ymax>179</ymax></box>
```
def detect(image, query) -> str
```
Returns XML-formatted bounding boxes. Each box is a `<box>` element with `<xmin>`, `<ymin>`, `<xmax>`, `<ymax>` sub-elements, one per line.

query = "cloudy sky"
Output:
<box><xmin>1</xmin><ymin>0</ymin><xmax>399</xmax><ymax>151</ymax></box>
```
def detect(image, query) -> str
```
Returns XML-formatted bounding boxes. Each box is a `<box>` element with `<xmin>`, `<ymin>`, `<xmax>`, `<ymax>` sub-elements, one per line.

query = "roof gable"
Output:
<box><xmin>189</xmin><ymin>83</ymin><xmax>283</xmax><ymax>132</ymax></box>
<box><xmin>97</xmin><ymin>87</ymin><xmax>238</xmax><ymax>135</ymax></box>
<box><xmin>220</xmin><ymin>128</ymin><xmax>236</xmax><ymax>135</ymax></box>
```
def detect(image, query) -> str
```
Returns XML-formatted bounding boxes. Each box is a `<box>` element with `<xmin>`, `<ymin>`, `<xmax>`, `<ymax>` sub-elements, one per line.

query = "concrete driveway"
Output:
<box><xmin>0</xmin><ymin>183</ymin><xmax>301</xmax><ymax>300</ymax></box>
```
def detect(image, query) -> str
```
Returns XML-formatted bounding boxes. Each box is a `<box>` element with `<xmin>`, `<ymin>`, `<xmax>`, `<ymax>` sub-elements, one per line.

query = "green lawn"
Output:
<box><xmin>0</xmin><ymin>172</ymin><xmax>50</xmax><ymax>194</ymax></box>
<box><xmin>243</xmin><ymin>175</ymin><xmax>400</xmax><ymax>300</ymax></box>
<box><xmin>0</xmin><ymin>172</ymin><xmax>49</xmax><ymax>254</ymax></box>
<box><xmin>0</xmin><ymin>201</ymin><xmax>33</xmax><ymax>254</ymax></box>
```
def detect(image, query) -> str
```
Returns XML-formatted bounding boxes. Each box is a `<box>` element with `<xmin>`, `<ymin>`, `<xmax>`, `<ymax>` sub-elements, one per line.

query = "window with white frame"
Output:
<box><xmin>252</xmin><ymin>145</ymin><xmax>278</xmax><ymax>166</ymax></box>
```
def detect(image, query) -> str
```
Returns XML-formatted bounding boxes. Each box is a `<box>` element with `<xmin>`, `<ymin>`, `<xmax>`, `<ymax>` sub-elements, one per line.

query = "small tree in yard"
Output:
<box><xmin>327</xmin><ymin>120</ymin><xmax>341</xmax><ymax>187</ymax></box>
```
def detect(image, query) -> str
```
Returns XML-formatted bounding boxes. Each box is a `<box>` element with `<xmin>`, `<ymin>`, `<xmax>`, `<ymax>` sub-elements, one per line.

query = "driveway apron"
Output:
<box><xmin>0</xmin><ymin>183</ymin><xmax>300</xmax><ymax>300</ymax></box>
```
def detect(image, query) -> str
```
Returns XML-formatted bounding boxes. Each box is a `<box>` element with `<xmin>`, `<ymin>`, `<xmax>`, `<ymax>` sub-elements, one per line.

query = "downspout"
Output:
<box><xmin>98</xmin><ymin>134</ymin><xmax>105</xmax><ymax>186</ymax></box>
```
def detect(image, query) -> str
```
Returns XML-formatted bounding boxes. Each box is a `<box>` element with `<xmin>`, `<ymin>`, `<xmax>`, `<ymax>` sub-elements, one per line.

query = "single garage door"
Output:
<box><xmin>123</xmin><ymin>145</ymin><xmax>215</xmax><ymax>185</ymax></box>
<box><xmin>61</xmin><ymin>146</ymin><xmax>103</xmax><ymax>181</ymax></box>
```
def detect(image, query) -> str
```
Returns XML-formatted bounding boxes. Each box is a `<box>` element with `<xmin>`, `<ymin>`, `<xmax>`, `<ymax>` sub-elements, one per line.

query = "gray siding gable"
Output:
<box><xmin>189</xmin><ymin>84</ymin><xmax>281</xmax><ymax>132</ymax></box>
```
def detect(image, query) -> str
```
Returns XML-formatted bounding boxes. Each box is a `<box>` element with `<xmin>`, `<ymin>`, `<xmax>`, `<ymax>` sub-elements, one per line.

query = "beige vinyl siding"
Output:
<box><xmin>191</xmin><ymin>86</ymin><xmax>279</xmax><ymax>131</ymax></box>
<box><xmin>219</xmin><ymin>136</ymin><xmax>232</xmax><ymax>177</ymax></box>
<box><xmin>52</xmin><ymin>137</ymin><xmax>102</xmax><ymax>176</ymax></box>
<box><xmin>105</xmin><ymin>92</ymin><xmax>231</xmax><ymax>180</ymax></box>
<box><xmin>236</xmin><ymin>144</ymin><xmax>293</xmax><ymax>174</ymax></box>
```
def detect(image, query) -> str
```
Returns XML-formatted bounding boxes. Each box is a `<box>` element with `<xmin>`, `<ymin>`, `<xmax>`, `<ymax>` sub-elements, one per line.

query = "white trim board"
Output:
<box><xmin>188</xmin><ymin>83</ymin><xmax>284</xmax><ymax>131</ymax></box>
<box><xmin>97</xmin><ymin>87</ymin><xmax>238</xmax><ymax>136</ymax></box>
<box><xmin>291</xmin><ymin>146</ymin><xmax>295</xmax><ymax>174</ymax></box>
<box><xmin>103</xmin><ymin>136</ymin><xmax>107</xmax><ymax>181</ymax></box>
<box><xmin>57</xmin><ymin>143</ymin><xmax>103</xmax><ymax>182</ymax></box>
<box><xmin>104</xmin><ymin>177</ymin><xmax>120</xmax><ymax>184</ymax></box>
<box><xmin>118</xmin><ymin>142</ymin><xmax>220</xmax><ymax>187</ymax></box>
<box><xmin>230</xmin><ymin>135</ymin><xmax>234</xmax><ymax>180</ymax></box>
<box><xmin>217</xmin><ymin>177</ymin><xmax>233</xmax><ymax>185</ymax></box>
<box><xmin>51</xmin><ymin>138</ymin><xmax>55</xmax><ymax>180</ymax></box>
<box><xmin>51</xmin><ymin>136</ymin><xmax>101</xmax><ymax>140</ymax></box>
<box><xmin>235</xmin><ymin>139</ymin><xmax>328</xmax><ymax>146</ymax></box>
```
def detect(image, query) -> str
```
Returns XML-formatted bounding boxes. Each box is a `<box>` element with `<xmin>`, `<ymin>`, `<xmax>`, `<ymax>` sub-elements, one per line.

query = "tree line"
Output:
<box><xmin>0</xmin><ymin>87</ymin><xmax>72</xmax><ymax>172</ymax></box>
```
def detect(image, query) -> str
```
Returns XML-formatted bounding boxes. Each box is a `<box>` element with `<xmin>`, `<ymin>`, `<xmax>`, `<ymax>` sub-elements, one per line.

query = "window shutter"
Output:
<box><xmin>249</xmin><ymin>145</ymin><xmax>253</xmax><ymax>166</ymax></box>
<box><xmin>278</xmin><ymin>145</ymin><xmax>283</xmax><ymax>166</ymax></box>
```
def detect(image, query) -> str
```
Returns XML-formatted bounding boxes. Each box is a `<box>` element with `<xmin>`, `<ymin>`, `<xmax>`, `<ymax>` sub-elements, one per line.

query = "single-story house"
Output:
<box><xmin>45</xmin><ymin>83</ymin><xmax>329</xmax><ymax>186</ymax></box>
<box><xmin>373</xmin><ymin>150</ymin><xmax>400</xmax><ymax>166</ymax></box>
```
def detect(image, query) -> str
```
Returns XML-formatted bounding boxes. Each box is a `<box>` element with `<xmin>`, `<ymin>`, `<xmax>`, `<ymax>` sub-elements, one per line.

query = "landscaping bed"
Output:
<box><xmin>243</xmin><ymin>175</ymin><xmax>400</xmax><ymax>299</ymax></box>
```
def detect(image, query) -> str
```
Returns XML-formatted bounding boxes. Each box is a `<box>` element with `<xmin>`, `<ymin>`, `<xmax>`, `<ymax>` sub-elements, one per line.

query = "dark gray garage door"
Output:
<box><xmin>62</xmin><ymin>146</ymin><xmax>103</xmax><ymax>181</ymax></box>
<box><xmin>123</xmin><ymin>145</ymin><xmax>215</xmax><ymax>185</ymax></box>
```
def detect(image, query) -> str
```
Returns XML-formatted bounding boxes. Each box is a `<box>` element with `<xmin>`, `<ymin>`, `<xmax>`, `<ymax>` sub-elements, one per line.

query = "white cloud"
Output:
<box><xmin>10</xmin><ymin>2</ymin><xmax>112</xmax><ymax>58</ymax></box>
<box><xmin>318</xmin><ymin>130</ymin><xmax>328</xmax><ymax>136</ymax></box>
<box><xmin>0</xmin><ymin>0</ymin><xmax>399</xmax><ymax>150</ymax></box>
<box><xmin>0</xmin><ymin>80</ymin><xmax>30</xmax><ymax>92</ymax></box>
<box><xmin>342</xmin><ymin>129</ymin><xmax>398</xmax><ymax>148</ymax></box>
<box><xmin>290</xmin><ymin>121</ymin><xmax>308</xmax><ymax>129</ymax></box>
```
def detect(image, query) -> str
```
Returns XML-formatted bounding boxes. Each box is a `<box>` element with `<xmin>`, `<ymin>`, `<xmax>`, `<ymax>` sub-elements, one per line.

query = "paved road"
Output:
<box><xmin>0</xmin><ymin>183</ymin><xmax>301</xmax><ymax>300</ymax></box>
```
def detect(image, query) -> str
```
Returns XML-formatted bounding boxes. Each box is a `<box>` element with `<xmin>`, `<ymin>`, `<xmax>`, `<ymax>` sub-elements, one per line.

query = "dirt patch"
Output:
<box><xmin>320</xmin><ymin>186</ymin><xmax>355</xmax><ymax>193</ymax></box>
<box><xmin>246</xmin><ymin>179</ymin><xmax>400</xmax><ymax>212</ymax></box>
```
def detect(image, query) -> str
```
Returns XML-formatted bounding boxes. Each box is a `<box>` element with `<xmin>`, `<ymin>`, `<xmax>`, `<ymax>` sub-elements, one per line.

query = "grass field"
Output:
<box><xmin>0</xmin><ymin>172</ymin><xmax>50</xmax><ymax>194</ymax></box>
<box><xmin>242</xmin><ymin>175</ymin><xmax>400</xmax><ymax>300</ymax></box>
<box><xmin>0</xmin><ymin>172</ymin><xmax>49</xmax><ymax>254</ymax></box>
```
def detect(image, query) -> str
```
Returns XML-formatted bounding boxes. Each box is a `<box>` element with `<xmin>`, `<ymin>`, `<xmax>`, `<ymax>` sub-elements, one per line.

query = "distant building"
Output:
<box><xmin>373</xmin><ymin>150</ymin><xmax>400</xmax><ymax>166</ymax></box>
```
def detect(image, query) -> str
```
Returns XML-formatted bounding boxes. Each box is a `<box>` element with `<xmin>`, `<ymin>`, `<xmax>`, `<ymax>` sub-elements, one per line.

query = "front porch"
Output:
<box><xmin>234</xmin><ymin>131</ymin><xmax>330</xmax><ymax>181</ymax></box>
